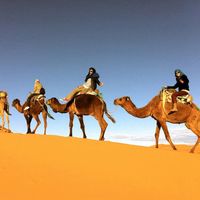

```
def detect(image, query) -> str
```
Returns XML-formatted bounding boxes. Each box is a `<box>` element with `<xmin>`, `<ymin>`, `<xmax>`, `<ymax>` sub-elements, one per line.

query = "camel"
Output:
<box><xmin>0</xmin><ymin>91</ymin><xmax>11</xmax><ymax>132</ymax></box>
<box><xmin>12</xmin><ymin>95</ymin><xmax>53</xmax><ymax>134</ymax></box>
<box><xmin>114</xmin><ymin>93</ymin><xmax>200</xmax><ymax>153</ymax></box>
<box><xmin>47</xmin><ymin>94</ymin><xmax>115</xmax><ymax>140</ymax></box>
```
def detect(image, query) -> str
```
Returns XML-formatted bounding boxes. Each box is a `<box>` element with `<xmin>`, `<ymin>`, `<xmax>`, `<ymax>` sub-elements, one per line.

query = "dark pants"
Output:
<box><xmin>172</xmin><ymin>90</ymin><xmax>188</xmax><ymax>103</ymax></box>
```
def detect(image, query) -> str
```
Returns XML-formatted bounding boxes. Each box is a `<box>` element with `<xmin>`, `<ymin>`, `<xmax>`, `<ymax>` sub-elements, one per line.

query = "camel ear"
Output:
<box><xmin>126</xmin><ymin>96</ymin><xmax>130</xmax><ymax>101</ymax></box>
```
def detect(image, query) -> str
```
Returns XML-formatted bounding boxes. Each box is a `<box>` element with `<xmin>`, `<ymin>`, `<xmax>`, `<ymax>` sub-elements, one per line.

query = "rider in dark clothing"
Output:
<box><xmin>85</xmin><ymin>67</ymin><xmax>101</xmax><ymax>90</ymax></box>
<box><xmin>166</xmin><ymin>69</ymin><xmax>190</xmax><ymax>112</ymax></box>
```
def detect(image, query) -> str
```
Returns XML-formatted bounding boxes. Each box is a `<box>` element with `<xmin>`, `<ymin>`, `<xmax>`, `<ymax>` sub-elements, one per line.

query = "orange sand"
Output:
<box><xmin>0</xmin><ymin>130</ymin><xmax>200</xmax><ymax>200</ymax></box>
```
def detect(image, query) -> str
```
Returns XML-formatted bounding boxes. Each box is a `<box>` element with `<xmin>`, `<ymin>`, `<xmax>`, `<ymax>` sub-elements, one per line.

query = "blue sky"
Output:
<box><xmin>1</xmin><ymin>0</ymin><xmax>200</xmax><ymax>144</ymax></box>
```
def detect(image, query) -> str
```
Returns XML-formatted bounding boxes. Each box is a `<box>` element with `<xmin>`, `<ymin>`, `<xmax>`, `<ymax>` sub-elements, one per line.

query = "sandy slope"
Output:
<box><xmin>0</xmin><ymin>130</ymin><xmax>200</xmax><ymax>200</ymax></box>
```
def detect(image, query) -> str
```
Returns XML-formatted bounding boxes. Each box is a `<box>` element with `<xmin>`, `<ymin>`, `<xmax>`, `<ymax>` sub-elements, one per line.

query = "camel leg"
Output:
<box><xmin>42</xmin><ymin>111</ymin><xmax>47</xmax><ymax>135</ymax></box>
<box><xmin>155</xmin><ymin>121</ymin><xmax>161</xmax><ymax>148</ymax></box>
<box><xmin>32</xmin><ymin>115</ymin><xmax>41</xmax><ymax>134</ymax></box>
<box><xmin>78</xmin><ymin>115</ymin><xmax>87</xmax><ymax>138</ymax></box>
<box><xmin>190</xmin><ymin>136</ymin><xmax>200</xmax><ymax>153</ymax></box>
<box><xmin>186</xmin><ymin>122</ymin><xmax>200</xmax><ymax>153</ymax></box>
<box><xmin>1</xmin><ymin>113</ymin><xmax>5</xmax><ymax>129</ymax></box>
<box><xmin>25</xmin><ymin>114</ymin><xmax>32</xmax><ymax>133</ymax></box>
<box><xmin>6</xmin><ymin>113</ymin><xmax>10</xmax><ymax>131</ymax></box>
<box><xmin>97</xmin><ymin>117</ymin><xmax>108</xmax><ymax>141</ymax></box>
<box><xmin>160</xmin><ymin>121</ymin><xmax>177</xmax><ymax>150</ymax></box>
<box><xmin>69</xmin><ymin>112</ymin><xmax>74</xmax><ymax>137</ymax></box>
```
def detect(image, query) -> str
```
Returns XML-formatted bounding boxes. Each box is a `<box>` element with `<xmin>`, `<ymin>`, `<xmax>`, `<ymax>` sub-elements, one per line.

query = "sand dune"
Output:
<box><xmin>0</xmin><ymin>130</ymin><xmax>200</xmax><ymax>200</ymax></box>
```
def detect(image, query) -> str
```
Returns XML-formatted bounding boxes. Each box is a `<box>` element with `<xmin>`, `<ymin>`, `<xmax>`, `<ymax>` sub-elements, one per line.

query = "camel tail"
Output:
<box><xmin>47</xmin><ymin>112</ymin><xmax>55</xmax><ymax>120</ymax></box>
<box><xmin>5</xmin><ymin>104</ymin><xmax>12</xmax><ymax>115</ymax></box>
<box><xmin>5</xmin><ymin>110</ymin><xmax>12</xmax><ymax>116</ymax></box>
<box><xmin>104</xmin><ymin>102</ymin><xmax>116</xmax><ymax>123</ymax></box>
<box><xmin>44</xmin><ymin>105</ymin><xmax>55</xmax><ymax>120</ymax></box>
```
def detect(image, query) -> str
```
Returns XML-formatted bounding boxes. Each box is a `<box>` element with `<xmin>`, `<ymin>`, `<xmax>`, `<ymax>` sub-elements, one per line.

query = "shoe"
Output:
<box><xmin>24</xmin><ymin>106</ymin><xmax>30</xmax><ymax>111</ymax></box>
<box><xmin>62</xmin><ymin>98</ymin><xmax>69</xmax><ymax>102</ymax></box>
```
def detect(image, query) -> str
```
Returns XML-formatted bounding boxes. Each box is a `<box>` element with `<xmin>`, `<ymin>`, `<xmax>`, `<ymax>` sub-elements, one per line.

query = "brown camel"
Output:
<box><xmin>114</xmin><ymin>94</ymin><xmax>200</xmax><ymax>153</ymax></box>
<box><xmin>47</xmin><ymin>94</ymin><xmax>115</xmax><ymax>140</ymax></box>
<box><xmin>0</xmin><ymin>91</ymin><xmax>11</xmax><ymax>132</ymax></box>
<box><xmin>12</xmin><ymin>95</ymin><xmax>53</xmax><ymax>134</ymax></box>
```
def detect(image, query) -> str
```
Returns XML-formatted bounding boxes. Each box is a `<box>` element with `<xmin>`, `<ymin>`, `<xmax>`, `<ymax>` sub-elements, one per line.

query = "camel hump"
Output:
<box><xmin>72</xmin><ymin>94</ymin><xmax>102</xmax><ymax>110</ymax></box>
<box><xmin>0</xmin><ymin>91</ymin><xmax>8</xmax><ymax>98</ymax></box>
<box><xmin>74</xmin><ymin>93</ymin><xmax>96</xmax><ymax>102</ymax></box>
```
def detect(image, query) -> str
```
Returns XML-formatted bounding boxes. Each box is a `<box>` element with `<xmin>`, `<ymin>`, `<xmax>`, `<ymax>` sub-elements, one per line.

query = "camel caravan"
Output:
<box><xmin>11</xmin><ymin>90</ymin><xmax>115</xmax><ymax>140</ymax></box>
<box><xmin>1</xmin><ymin>68</ymin><xmax>200</xmax><ymax>153</ymax></box>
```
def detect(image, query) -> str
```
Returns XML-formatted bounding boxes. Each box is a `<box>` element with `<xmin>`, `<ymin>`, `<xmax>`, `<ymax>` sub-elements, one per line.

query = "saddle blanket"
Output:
<box><xmin>161</xmin><ymin>89</ymin><xmax>193</xmax><ymax>104</ymax></box>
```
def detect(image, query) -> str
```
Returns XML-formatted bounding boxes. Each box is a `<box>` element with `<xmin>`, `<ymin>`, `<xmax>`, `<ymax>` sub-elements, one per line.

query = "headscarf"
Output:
<box><xmin>174</xmin><ymin>69</ymin><xmax>184</xmax><ymax>76</ymax></box>
<box><xmin>85</xmin><ymin>67</ymin><xmax>99</xmax><ymax>82</ymax></box>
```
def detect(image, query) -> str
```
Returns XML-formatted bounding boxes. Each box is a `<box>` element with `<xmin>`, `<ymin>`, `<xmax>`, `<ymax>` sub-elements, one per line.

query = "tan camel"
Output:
<box><xmin>47</xmin><ymin>94</ymin><xmax>115</xmax><ymax>140</ymax></box>
<box><xmin>114</xmin><ymin>94</ymin><xmax>200</xmax><ymax>153</ymax></box>
<box><xmin>12</xmin><ymin>95</ymin><xmax>53</xmax><ymax>134</ymax></box>
<box><xmin>0</xmin><ymin>91</ymin><xmax>10</xmax><ymax>132</ymax></box>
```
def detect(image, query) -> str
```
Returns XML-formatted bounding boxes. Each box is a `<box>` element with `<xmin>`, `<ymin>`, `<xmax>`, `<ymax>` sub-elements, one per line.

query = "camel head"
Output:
<box><xmin>47</xmin><ymin>97</ymin><xmax>71</xmax><ymax>114</ymax></box>
<box><xmin>12</xmin><ymin>99</ymin><xmax>20</xmax><ymax>107</ymax></box>
<box><xmin>12</xmin><ymin>98</ymin><xmax>24</xmax><ymax>113</ymax></box>
<box><xmin>46</xmin><ymin>97</ymin><xmax>59</xmax><ymax>106</ymax></box>
<box><xmin>46</xmin><ymin>97</ymin><xmax>61</xmax><ymax>113</ymax></box>
<box><xmin>114</xmin><ymin>96</ymin><xmax>132</xmax><ymax>106</ymax></box>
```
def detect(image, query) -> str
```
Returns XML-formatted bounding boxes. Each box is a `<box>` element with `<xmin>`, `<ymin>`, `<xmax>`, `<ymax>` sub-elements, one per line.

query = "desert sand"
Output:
<box><xmin>0</xmin><ymin>129</ymin><xmax>200</xmax><ymax>200</ymax></box>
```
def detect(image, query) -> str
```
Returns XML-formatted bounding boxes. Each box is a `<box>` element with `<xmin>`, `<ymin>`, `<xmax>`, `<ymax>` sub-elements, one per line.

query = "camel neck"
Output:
<box><xmin>55</xmin><ymin>102</ymin><xmax>69</xmax><ymax>113</ymax></box>
<box><xmin>122</xmin><ymin>100</ymin><xmax>152</xmax><ymax>118</ymax></box>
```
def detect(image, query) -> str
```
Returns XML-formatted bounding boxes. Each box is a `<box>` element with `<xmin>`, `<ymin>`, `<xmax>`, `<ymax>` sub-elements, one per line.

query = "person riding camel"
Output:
<box><xmin>166</xmin><ymin>69</ymin><xmax>190</xmax><ymax>113</ymax></box>
<box><xmin>63</xmin><ymin>67</ymin><xmax>103</xmax><ymax>102</ymax></box>
<box><xmin>24</xmin><ymin>79</ymin><xmax>45</xmax><ymax>111</ymax></box>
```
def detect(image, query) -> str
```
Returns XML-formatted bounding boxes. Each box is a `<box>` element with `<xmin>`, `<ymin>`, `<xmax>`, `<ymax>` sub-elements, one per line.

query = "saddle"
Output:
<box><xmin>77</xmin><ymin>90</ymin><xmax>103</xmax><ymax>100</ymax></box>
<box><xmin>30</xmin><ymin>94</ymin><xmax>46</xmax><ymax>104</ymax></box>
<box><xmin>160</xmin><ymin>89</ymin><xmax>193</xmax><ymax>104</ymax></box>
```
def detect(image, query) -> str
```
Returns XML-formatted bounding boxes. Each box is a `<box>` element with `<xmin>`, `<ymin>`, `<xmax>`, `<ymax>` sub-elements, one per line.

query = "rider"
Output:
<box><xmin>166</xmin><ymin>69</ymin><xmax>190</xmax><ymax>112</ymax></box>
<box><xmin>63</xmin><ymin>67</ymin><xmax>103</xmax><ymax>102</ymax></box>
<box><xmin>24</xmin><ymin>79</ymin><xmax>45</xmax><ymax>111</ymax></box>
